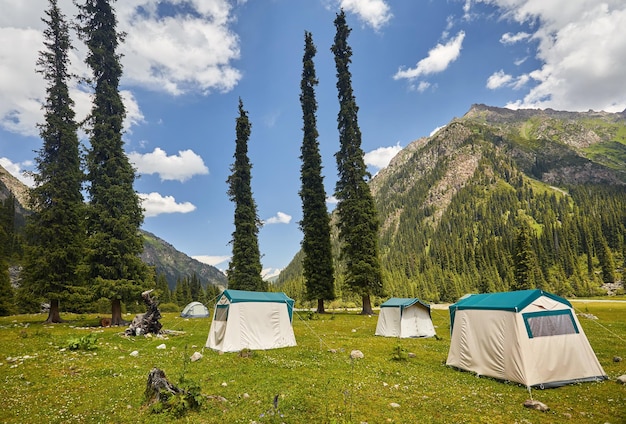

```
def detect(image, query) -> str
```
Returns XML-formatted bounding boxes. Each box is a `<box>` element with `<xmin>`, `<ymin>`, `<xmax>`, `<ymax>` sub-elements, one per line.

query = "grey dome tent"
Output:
<box><xmin>180</xmin><ymin>301</ymin><xmax>210</xmax><ymax>318</ymax></box>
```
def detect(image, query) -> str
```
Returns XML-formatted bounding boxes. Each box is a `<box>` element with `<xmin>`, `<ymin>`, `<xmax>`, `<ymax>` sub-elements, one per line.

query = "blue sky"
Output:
<box><xmin>2</xmin><ymin>0</ymin><xmax>626</xmax><ymax>278</ymax></box>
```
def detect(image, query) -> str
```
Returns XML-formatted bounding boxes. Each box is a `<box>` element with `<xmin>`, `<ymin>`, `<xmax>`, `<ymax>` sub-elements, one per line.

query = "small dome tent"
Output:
<box><xmin>446</xmin><ymin>289</ymin><xmax>607</xmax><ymax>388</ymax></box>
<box><xmin>375</xmin><ymin>298</ymin><xmax>436</xmax><ymax>338</ymax></box>
<box><xmin>206</xmin><ymin>289</ymin><xmax>296</xmax><ymax>352</ymax></box>
<box><xmin>180</xmin><ymin>301</ymin><xmax>210</xmax><ymax>318</ymax></box>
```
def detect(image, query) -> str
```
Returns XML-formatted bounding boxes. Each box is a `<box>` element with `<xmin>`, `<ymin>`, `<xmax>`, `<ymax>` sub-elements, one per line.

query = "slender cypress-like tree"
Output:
<box><xmin>331</xmin><ymin>10</ymin><xmax>383</xmax><ymax>315</ymax></box>
<box><xmin>226</xmin><ymin>99</ymin><xmax>266</xmax><ymax>291</ymax></box>
<box><xmin>299</xmin><ymin>31</ymin><xmax>335</xmax><ymax>313</ymax></box>
<box><xmin>77</xmin><ymin>0</ymin><xmax>150</xmax><ymax>325</ymax></box>
<box><xmin>512</xmin><ymin>225</ymin><xmax>536</xmax><ymax>291</ymax></box>
<box><xmin>21</xmin><ymin>0</ymin><xmax>86</xmax><ymax>323</ymax></box>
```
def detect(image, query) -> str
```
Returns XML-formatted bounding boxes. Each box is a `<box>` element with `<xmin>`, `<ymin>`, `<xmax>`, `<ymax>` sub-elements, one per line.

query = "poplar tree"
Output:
<box><xmin>512</xmin><ymin>225</ymin><xmax>536</xmax><ymax>291</ymax></box>
<box><xmin>331</xmin><ymin>10</ymin><xmax>383</xmax><ymax>314</ymax></box>
<box><xmin>299</xmin><ymin>31</ymin><xmax>335</xmax><ymax>313</ymax></box>
<box><xmin>21</xmin><ymin>0</ymin><xmax>85</xmax><ymax>322</ymax></box>
<box><xmin>227</xmin><ymin>99</ymin><xmax>266</xmax><ymax>291</ymax></box>
<box><xmin>77</xmin><ymin>0</ymin><xmax>150</xmax><ymax>325</ymax></box>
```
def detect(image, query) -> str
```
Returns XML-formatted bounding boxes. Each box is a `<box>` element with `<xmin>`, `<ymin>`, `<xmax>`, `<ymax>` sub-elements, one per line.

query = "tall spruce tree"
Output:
<box><xmin>299</xmin><ymin>31</ymin><xmax>335</xmax><ymax>313</ymax></box>
<box><xmin>77</xmin><ymin>0</ymin><xmax>150</xmax><ymax>325</ymax></box>
<box><xmin>226</xmin><ymin>99</ymin><xmax>266</xmax><ymax>291</ymax></box>
<box><xmin>331</xmin><ymin>10</ymin><xmax>383</xmax><ymax>315</ymax></box>
<box><xmin>21</xmin><ymin>0</ymin><xmax>86</xmax><ymax>322</ymax></box>
<box><xmin>512</xmin><ymin>225</ymin><xmax>537</xmax><ymax>291</ymax></box>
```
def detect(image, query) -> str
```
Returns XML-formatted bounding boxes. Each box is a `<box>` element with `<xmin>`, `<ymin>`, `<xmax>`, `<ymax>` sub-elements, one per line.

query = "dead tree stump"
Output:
<box><xmin>125</xmin><ymin>290</ymin><xmax>163</xmax><ymax>336</ymax></box>
<box><xmin>144</xmin><ymin>368</ymin><xmax>182</xmax><ymax>406</ymax></box>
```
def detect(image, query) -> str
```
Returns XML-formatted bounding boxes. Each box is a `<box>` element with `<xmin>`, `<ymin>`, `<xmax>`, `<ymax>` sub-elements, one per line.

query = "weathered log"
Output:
<box><xmin>125</xmin><ymin>290</ymin><xmax>163</xmax><ymax>336</ymax></box>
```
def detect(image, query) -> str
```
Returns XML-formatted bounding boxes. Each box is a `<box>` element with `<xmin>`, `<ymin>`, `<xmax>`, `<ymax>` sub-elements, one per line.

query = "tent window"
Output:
<box><xmin>215</xmin><ymin>305</ymin><xmax>229</xmax><ymax>321</ymax></box>
<box><xmin>522</xmin><ymin>310</ymin><xmax>578</xmax><ymax>338</ymax></box>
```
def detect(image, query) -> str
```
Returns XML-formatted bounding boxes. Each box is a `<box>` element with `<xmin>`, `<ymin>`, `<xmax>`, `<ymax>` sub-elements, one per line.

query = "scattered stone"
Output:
<box><xmin>351</xmin><ymin>329</ymin><xmax>357</xmax><ymax>333</ymax></box>
<box><xmin>221</xmin><ymin>382</ymin><xmax>228</xmax><ymax>387</ymax></box>
<box><xmin>350</xmin><ymin>350</ymin><xmax>364</xmax><ymax>359</ymax></box>
<box><xmin>190</xmin><ymin>352</ymin><xmax>203</xmax><ymax>362</ymax></box>
<box><xmin>578</xmin><ymin>313</ymin><xmax>598</xmax><ymax>320</ymax></box>
<box><xmin>616</xmin><ymin>375</ymin><xmax>626</xmax><ymax>384</ymax></box>
<box><xmin>328</xmin><ymin>348</ymin><xmax>337</xmax><ymax>354</ymax></box>
<box><xmin>130</xmin><ymin>350</ymin><xmax>139</xmax><ymax>357</ymax></box>
<box><xmin>382</xmin><ymin>382</ymin><xmax>389</xmax><ymax>387</ymax></box>
<box><xmin>243</xmin><ymin>393</ymin><xmax>250</xmax><ymax>399</ymax></box>
<box><xmin>408</xmin><ymin>352</ymin><xmax>416</xmax><ymax>358</ymax></box>
<box><xmin>523</xmin><ymin>399</ymin><xmax>549</xmax><ymax>412</ymax></box>
<box><xmin>613</xmin><ymin>356</ymin><xmax>622</xmax><ymax>362</ymax></box>
<box><xmin>563</xmin><ymin>412</ymin><xmax>572</xmax><ymax>419</ymax></box>
<box><xmin>156</xmin><ymin>344</ymin><xmax>166</xmax><ymax>350</ymax></box>
<box><xmin>389</xmin><ymin>402</ymin><xmax>400</xmax><ymax>408</ymax></box>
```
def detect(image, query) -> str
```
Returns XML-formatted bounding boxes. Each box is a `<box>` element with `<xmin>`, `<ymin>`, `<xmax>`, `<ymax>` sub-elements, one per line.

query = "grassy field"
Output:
<box><xmin>0</xmin><ymin>301</ymin><xmax>624</xmax><ymax>424</ymax></box>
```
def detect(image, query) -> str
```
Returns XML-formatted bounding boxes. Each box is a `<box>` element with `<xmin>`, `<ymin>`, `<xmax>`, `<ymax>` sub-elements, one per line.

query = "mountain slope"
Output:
<box><xmin>140</xmin><ymin>230</ymin><xmax>227</xmax><ymax>290</ymax></box>
<box><xmin>0</xmin><ymin>165</ymin><xmax>226</xmax><ymax>290</ymax></box>
<box><xmin>277</xmin><ymin>104</ymin><xmax>626</xmax><ymax>302</ymax></box>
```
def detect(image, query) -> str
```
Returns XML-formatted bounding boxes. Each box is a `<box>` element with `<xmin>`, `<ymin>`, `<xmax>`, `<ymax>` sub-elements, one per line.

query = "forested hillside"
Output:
<box><xmin>277</xmin><ymin>105</ymin><xmax>626</xmax><ymax>304</ymax></box>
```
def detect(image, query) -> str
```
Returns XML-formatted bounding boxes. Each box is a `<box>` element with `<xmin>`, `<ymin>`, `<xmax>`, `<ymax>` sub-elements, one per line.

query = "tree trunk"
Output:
<box><xmin>361</xmin><ymin>294</ymin><xmax>374</xmax><ymax>315</ymax></box>
<box><xmin>45</xmin><ymin>299</ymin><xmax>64</xmax><ymax>323</ymax></box>
<box><xmin>316</xmin><ymin>298</ymin><xmax>325</xmax><ymax>314</ymax></box>
<box><xmin>111</xmin><ymin>298</ymin><xmax>124</xmax><ymax>326</ymax></box>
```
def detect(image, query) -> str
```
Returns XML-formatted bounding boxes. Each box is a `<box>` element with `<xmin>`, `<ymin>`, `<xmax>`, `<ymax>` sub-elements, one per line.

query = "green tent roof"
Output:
<box><xmin>219</xmin><ymin>289</ymin><xmax>295</xmax><ymax>320</ymax></box>
<box><xmin>451</xmin><ymin>289</ymin><xmax>570</xmax><ymax>312</ymax></box>
<box><xmin>380</xmin><ymin>297</ymin><xmax>430</xmax><ymax>309</ymax></box>
<box><xmin>449</xmin><ymin>290</ymin><xmax>571</xmax><ymax>333</ymax></box>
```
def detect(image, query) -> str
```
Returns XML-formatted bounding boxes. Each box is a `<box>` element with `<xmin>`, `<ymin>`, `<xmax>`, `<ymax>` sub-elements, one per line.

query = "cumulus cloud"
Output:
<box><xmin>128</xmin><ymin>148</ymin><xmax>209</xmax><ymax>182</ymax></box>
<box><xmin>0</xmin><ymin>0</ymin><xmax>242</xmax><ymax>137</ymax></box>
<box><xmin>394</xmin><ymin>31</ymin><xmax>465</xmax><ymax>80</ymax></box>
<box><xmin>339</xmin><ymin>0</ymin><xmax>392</xmax><ymax>31</ymax></box>
<box><xmin>192</xmin><ymin>255</ymin><xmax>231</xmax><ymax>267</ymax></box>
<box><xmin>139</xmin><ymin>192</ymin><xmax>196</xmax><ymax>217</ymax></box>
<box><xmin>500</xmin><ymin>31</ymin><xmax>531</xmax><ymax>44</ymax></box>
<box><xmin>364</xmin><ymin>143</ymin><xmax>402</xmax><ymax>170</ymax></box>
<box><xmin>486</xmin><ymin>70</ymin><xmax>513</xmax><ymax>89</ymax></box>
<box><xmin>264</xmin><ymin>212</ymin><xmax>292</xmax><ymax>225</ymax></box>
<box><xmin>476</xmin><ymin>0</ymin><xmax>626</xmax><ymax>112</ymax></box>
<box><xmin>0</xmin><ymin>157</ymin><xmax>35</xmax><ymax>187</ymax></box>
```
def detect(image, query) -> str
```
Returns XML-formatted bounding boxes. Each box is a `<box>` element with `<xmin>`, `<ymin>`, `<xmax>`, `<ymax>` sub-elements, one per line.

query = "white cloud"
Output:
<box><xmin>394</xmin><ymin>31</ymin><xmax>465</xmax><ymax>80</ymax></box>
<box><xmin>262</xmin><ymin>267</ymin><xmax>282</xmax><ymax>280</ymax></box>
<box><xmin>477</xmin><ymin>0</ymin><xmax>626</xmax><ymax>112</ymax></box>
<box><xmin>192</xmin><ymin>255</ymin><xmax>230</xmax><ymax>267</ymax></box>
<box><xmin>486</xmin><ymin>70</ymin><xmax>513</xmax><ymax>89</ymax></box>
<box><xmin>0</xmin><ymin>157</ymin><xmax>35</xmax><ymax>187</ymax></box>
<box><xmin>118</xmin><ymin>2</ymin><xmax>242</xmax><ymax>95</ymax></box>
<box><xmin>0</xmin><ymin>1</ymin><xmax>242</xmax><ymax>137</ymax></box>
<box><xmin>139</xmin><ymin>192</ymin><xmax>196</xmax><ymax>217</ymax></box>
<box><xmin>364</xmin><ymin>143</ymin><xmax>402</xmax><ymax>170</ymax></box>
<box><xmin>339</xmin><ymin>0</ymin><xmax>392</xmax><ymax>31</ymax></box>
<box><xmin>264</xmin><ymin>211</ymin><xmax>292</xmax><ymax>225</ymax></box>
<box><xmin>326</xmin><ymin>195</ymin><xmax>338</xmax><ymax>205</ymax></box>
<box><xmin>500</xmin><ymin>31</ymin><xmax>531</xmax><ymax>44</ymax></box>
<box><xmin>129</xmin><ymin>148</ymin><xmax>209</xmax><ymax>182</ymax></box>
<box><xmin>416</xmin><ymin>81</ymin><xmax>431</xmax><ymax>92</ymax></box>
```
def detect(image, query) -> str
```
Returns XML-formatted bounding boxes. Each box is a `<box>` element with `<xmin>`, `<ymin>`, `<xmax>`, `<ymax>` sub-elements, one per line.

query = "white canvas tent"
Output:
<box><xmin>375</xmin><ymin>298</ymin><xmax>436</xmax><ymax>338</ymax></box>
<box><xmin>206</xmin><ymin>289</ymin><xmax>297</xmax><ymax>352</ymax></box>
<box><xmin>446</xmin><ymin>289</ymin><xmax>607</xmax><ymax>388</ymax></box>
<box><xmin>181</xmin><ymin>301</ymin><xmax>210</xmax><ymax>318</ymax></box>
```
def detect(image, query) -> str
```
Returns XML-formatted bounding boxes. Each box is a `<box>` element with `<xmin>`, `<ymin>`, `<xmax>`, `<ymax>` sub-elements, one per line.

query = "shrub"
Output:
<box><xmin>159</xmin><ymin>303</ymin><xmax>180</xmax><ymax>313</ymax></box>
<box><xmin>66</xmin><ymin>333</ymin><xmax>98</xmax><ymax>351</ymax></box>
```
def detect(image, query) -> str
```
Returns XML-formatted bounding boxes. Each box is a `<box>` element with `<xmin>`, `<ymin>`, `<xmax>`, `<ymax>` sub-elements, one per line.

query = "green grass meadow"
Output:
<box><xmin>1</xmin><ymin>301</ymin><xmax>624</xmax><ymax>423</ymax></box>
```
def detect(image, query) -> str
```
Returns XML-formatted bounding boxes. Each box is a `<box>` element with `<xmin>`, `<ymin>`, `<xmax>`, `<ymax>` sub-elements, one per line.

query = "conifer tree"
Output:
<box><xmin>512</xmin><ymin>225</ymin><xmax>537</xmax><ymax>291</ymax></box>
<box><xmin>226</xmin><ymin>99</ymin><xmax>266</xmax><ymax>291</ymax></box>
<box><xmin>299</xmin><ymin>31</ymin><xmax>335</xmax><ymax>313</ymax></box>
<box><xmin>331</xmin><ymin>10</ymin><xmax>382</xmax><ymax>314</ymax></box>
<box><xmin>77</xmin><ymin>0</ymin><xmax>150</xmax><ymax>325</ymax></box>
<box><xmin>21</xmin><ymin>0</ymin><xmax>86</xmax><ymax>322</ymax></box>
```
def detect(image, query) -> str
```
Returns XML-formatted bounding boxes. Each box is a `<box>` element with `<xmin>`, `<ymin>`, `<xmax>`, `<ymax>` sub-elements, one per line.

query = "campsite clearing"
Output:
<box><xmin>0</xmin><ymin>300</ymin><xmax>624</xmax><ymax>423</ymax></box>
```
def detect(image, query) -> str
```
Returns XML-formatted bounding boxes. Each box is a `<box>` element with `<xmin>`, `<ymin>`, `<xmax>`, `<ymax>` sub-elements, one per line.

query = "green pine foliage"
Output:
<box><xmin>77</xmin><ymin>0</ymin><xmax>150</xmax><ymax>324</ymax></box>
<box><xmin>20</xmin><ymin>0</ymin><xmax>87</xmax><ymax>322</ymax></box>
<box><xmin>299</xmin><ymin>31</ymin><xmax>335</xmax><ymax>312</ymax></box>
<box><xmin>226</xmin><ymin>99</ymin><xmax>266</xmax><ymax>291</ymax></box>
<box><xmin>332</xmin><ymin>10</ymin><xmax>383</xmax><ymax>314</ymax></box>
